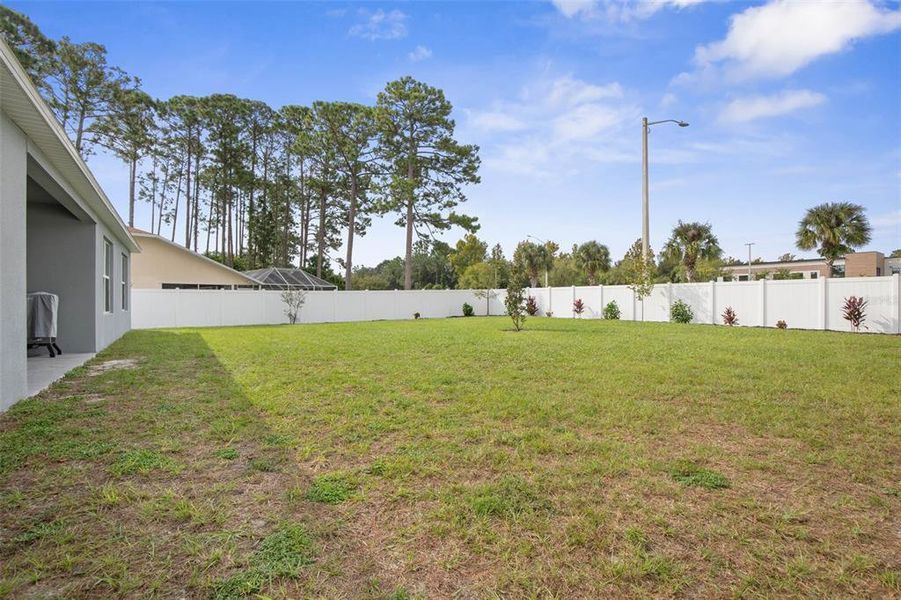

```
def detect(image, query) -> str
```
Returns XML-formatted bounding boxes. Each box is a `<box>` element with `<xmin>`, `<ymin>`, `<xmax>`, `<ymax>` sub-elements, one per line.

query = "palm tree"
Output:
<box><xmin>796</xmin><ymin>202</ymin><xmax>872</xmax><ymax>274</ymax></box>
<box><xmin>663</xmin><ymin>221</ymin><xmax>721</xmax><ymax>283</ymax></box>
<box><xmin>574</xmin><ymin>241</ymin><xmax>611</xmax><ymax>285</ymax></box>
<box><xmin>513</xmin><ymin>240</ymin><xmax>553</xmax><ymax>287</ymax></box>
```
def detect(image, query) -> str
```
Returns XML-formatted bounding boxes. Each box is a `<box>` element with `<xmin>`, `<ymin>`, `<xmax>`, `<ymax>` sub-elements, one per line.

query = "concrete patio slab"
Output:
<box><xmin>27</xmin><ymin>353</ymin><xmax>94</xmax><ymax>398</ymax></box>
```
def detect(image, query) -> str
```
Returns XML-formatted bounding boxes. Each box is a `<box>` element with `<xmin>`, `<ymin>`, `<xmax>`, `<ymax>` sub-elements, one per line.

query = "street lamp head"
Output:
<box><xmin>677</xmin><ymin>121</ymin><xmax>689</xmax><ymax>127</ymax></box>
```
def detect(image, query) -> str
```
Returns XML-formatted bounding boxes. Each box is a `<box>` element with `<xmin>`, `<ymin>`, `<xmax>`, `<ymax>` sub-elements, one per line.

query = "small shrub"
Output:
<box><xmin>841</xmin><ymin>296</ymin><xmax>868</xmax><ymax>332</ymax></box>
<box><xmin>670</xmin><ymin>300</ymin><xmax>693</xmax><ymax>324</ymax></box>
<box><xmin>413</xmin><ymin>312</ymin><xmax>420</xmax><ymax>320</ymax></box>
<box><xmin>281</xmin><ymin>289</ymin><xmax>307</xmax><ymax>324</ymax></box>
<box><xmin>305</xmin><ymin>472</ymin><xmax>358</xmax><ymax>504</ymax></box>
<box><xmin>462</xmin><ymin>302</ymin><xmax>474</xmax><ymax>317</ymax></box>
<box><xmin>670</xmin><ymin>462</ymin><xmax>730</xmax><ymax>490</ymax></box>
<box><xmin>505</xmin><ymin>269</ymin><xmax>527</xmax><ymax>331</ymax></box>
<box><xmin>776</xmin><ymin>320</ymin><xmax>787</xmax><ymax>330</ymax></box>
<box><xmin>603</xmin><ymin>300</ymin><xmax>620</xmax><ymax>320</ymax></box>
<box><xmin>545</xmin><ymin>311</ymin><xmax>553</xmax><ymax>318</ymax></box>
<box><xmin>722</xmin><ymin>306</ymin><xmax>738</xmax><ymax>326</ymax></box>
<box><xmin>573</xmin><ymin>298</ymin><xmax>585</xmax><ymax>318</ymax></box>
<box><xmin>525</xmin><ymin>295</ymin><xmax>539</xmax><ymax>316</ymax></box>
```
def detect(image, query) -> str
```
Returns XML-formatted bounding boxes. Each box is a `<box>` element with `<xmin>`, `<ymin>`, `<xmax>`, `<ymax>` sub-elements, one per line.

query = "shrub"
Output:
<box><xmin>462</xmin><ymin>302</ymin><xmax>474</xmax><ymax>317</ymax></box>
<box><xmin>670</xmin><ymin>300</ymin><xmax>693</xmax><ymax>324</ymax></box>
<box><xmin>413</xmin><ymin>312</ymin><xmax>420</xmax><ymax>320</ymax></box>
<box><xmin>545</xmin><ymin>311</ymin><xmax>553</xmax><ymax>318</ymax></box>
<box><xmin>603</xmin><ymin>300</ymin><xmax>620</xmax><ymax>320</ymax></box>
<box><xmin>281</xmin><ymin>289</ymin><xmax>307</xmax><ymax>324</ymax></box>
<box><xmin>573</xmin><ymin>298</ymin><xmax>585</xmax><ymax>318</ymax></box>
<box><xmin>776</xmin><ymin>319</ymin><xmax>787</xmax><ymax>330</ymax></box>
<box><xmin>505</xmin><ymin>269</ymin><xmax>527</xmax><ymax>331</ymax></box>
<box><xmin>525</xmin><ymin>295</ymin><xmax>539</xmax><ymax>316</ymax></box>
<box><xmin>841</xmin><ymin>296</ymin><xmax>868</xmax><ymax>332</ymax></box>
<box><xmin>722</xmin><ymin>306</ymin><xmax>738</xmax><ymax>326</ymax></box>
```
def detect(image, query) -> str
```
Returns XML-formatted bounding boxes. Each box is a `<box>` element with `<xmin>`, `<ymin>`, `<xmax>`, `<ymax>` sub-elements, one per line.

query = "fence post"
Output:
<box><xmin>599</xmin><ymin>284</ymin><xmax>604</xmax><ymax>319</ymax></box>
<box><xmin>893</xmin><ymin>273</ymin><xmax>900</xmax><ymax>334</ymax></box>
<box><xmin>759</xmin><ymin>279</ymin><xmax>766</xmax><ymax>327</ymax></box>
<box><xmin>333</xmin><ymin>288</ymin><xmax>338</xmax><ymax>322</ymax></box>
<box><xmin>820</xmin><ymin>276</ymin><xmax>828</xmax><ymax>330</ymax></box>
<box><xmin>668</xmin><ymin>282</ymin><xmax>673</xmax><ymax>322</ymax></box>
<box><xmin>710</xmin><ymin>280</ymin><xmax>716</xmax><ymax>324</ymax></box>
<box><xmin>572</xmin><ymin>285</ymin><xmax>576</xmax><ymax>318</ymax></box>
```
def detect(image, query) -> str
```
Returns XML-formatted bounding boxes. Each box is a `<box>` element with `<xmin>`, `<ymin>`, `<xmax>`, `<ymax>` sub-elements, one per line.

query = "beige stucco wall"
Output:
<box><xmin>131</xmin><ymin>235</ymin><xmax>253</xmax><ymax>289</ymax></box>
<box><xmin>844</xmin><ymin>252</ymin><xmax>885</xmax><ymax>277</ymax></box>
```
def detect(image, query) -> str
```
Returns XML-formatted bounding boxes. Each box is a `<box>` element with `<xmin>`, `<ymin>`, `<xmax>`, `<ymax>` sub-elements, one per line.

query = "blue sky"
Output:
<box><xmin>13</xmin><ymin>0</ymin><xmax>901</xmax><ymax>265</ymax></box>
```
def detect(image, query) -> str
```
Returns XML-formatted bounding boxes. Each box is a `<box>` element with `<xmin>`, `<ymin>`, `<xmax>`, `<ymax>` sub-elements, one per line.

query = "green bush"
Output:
<box><xmin>462</xmin><ymin>303</ymin><xmax>474</xmax><ymax>317</ymax></box>
<box><xmin>603</xmin><ymin>300</ymin><xmax>620</xmax><ymax>320</ymax></box>
<box><xmin>670</xmin><ymin>300</ymin><xmax>693</xmax><ymax>324</ymax></box>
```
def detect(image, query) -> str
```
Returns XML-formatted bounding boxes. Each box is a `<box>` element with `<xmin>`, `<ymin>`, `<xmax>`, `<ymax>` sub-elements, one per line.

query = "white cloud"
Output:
<box><xmin>349</xmin><ymin>9</ymin><xmax>408</xmax><ymax>40</ymax></box>
<box><xmin>872</xmin><ymin>210</ymin><xmax>901</xmax><ymax>230</ymax></box>
<box><xmin>408</xmin><ymin>45</ymin><xmax>432</xmax><ymax>62</ymax></box>
<box><xmin>689</xmin><ymin>0</ymin><xmax>901</xmax><ymax>81</ymax></box>
<box><xmin>550</xmin><ymin>0</ymin><xmax>707</xmax><ymax>21</ymax></box>
<box><xmin>466</xmin><ymin>74</ymin><xmax>637</xmax><ymax>174</ymax></box>
<box><xmin>719</xmin><ymin>89</ymin><xmax>826</xmax><ymax>124</ymax></box>
<box><xmin>660</xmin><ymin>92</ymin><xmax>677</xmax><ymax>108</ymax></box>
<box><xmin>469</xmin><ymin>111</ymin><xmax>527</xmax><ymax>132</ymax></box>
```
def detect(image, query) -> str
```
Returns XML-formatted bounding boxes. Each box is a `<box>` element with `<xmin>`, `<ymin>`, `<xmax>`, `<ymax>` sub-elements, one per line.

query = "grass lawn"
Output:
<box><xmin>1</xmin><ymin>317</ymin><xmax>899</xmax><ymax>598</ymax></box>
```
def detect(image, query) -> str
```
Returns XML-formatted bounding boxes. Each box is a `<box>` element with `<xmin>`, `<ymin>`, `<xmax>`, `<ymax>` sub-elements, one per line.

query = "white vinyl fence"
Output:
<box><xmin>132</xmin><ymin>274</ymin><xmax>901</xmax><ymax>334</ymax></box>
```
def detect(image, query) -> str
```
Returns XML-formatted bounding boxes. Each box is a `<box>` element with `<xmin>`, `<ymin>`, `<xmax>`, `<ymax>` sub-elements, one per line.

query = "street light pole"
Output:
<box><xmin>641</xmin><ymin>118</ymin><xmax>689</xmax><ymax>262</ymax></box>
<box><xmin>745</xmin><ymin>242</ymin><xmax>755</xmax><ymax>281</ymax></box>
<box><xmin>642</xmin><ymin>118</ymin><xmax>650</xmax><ymax>261</ymax></box>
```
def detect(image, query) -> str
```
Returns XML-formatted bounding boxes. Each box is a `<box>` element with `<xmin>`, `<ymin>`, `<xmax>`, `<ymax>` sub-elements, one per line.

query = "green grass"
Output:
<box><xmin>0</xmin><ymin>317</ymin><xmax>898</xmax><ymax>598</ymax></box>
<box><xmin>305</xmin><ymin>472</ymin><xmax>358</xmax><ymax>504</ymax></box>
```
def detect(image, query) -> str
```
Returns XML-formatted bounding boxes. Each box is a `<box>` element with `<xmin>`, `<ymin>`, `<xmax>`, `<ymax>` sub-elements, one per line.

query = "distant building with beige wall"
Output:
<box><xmin>722</xmin><ymin>251</ymin><xmax>900</xmax><ymax>281</ymax></box>
<box><xmin>130</xmin><ymin>229</ymin><xmax>259</xmax><ymax>289</ymax></box>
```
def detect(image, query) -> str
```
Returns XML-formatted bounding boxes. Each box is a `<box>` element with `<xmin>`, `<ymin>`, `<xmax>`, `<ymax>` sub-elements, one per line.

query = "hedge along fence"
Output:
<box><xmin>132</xmin><ymin>274</ymin><xmax>901</xmax><ymax>334</ymax></box>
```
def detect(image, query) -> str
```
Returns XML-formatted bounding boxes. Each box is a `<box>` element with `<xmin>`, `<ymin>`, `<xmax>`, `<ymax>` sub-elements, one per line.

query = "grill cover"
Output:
<box><xmin>27</xmin><ymin>292</ymin><xmax>58</xmax><ymax>339</ymax></box>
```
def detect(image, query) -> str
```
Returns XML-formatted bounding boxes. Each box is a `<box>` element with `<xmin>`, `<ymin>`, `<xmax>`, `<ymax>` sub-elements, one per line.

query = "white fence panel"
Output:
<box><xmin>714</xmin><ymin>282</ymin><xmax>761</xmax><ymax>327</ymax></box>
<box><xmin>826</xmin><ymin>276</ymin><xmax>897</xmax><ymax>333</ymax></box>
<box><xmin>766</xmin><ymin>280</ymin><xmax>821</xmax><ymax>330</ymax></box>
<box><xmin>132</xmin><ymin>274</ymin><xmax>900</xmax><ymax>334</ymax></box>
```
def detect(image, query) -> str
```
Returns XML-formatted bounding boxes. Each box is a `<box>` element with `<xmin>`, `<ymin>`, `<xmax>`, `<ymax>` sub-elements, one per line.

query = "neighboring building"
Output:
<box><xmin>243</xmin><ymin>267</ymin><xmax>338</xmax><ymax>290</ymax></box>
<box><xmin>1</xmin><ymin>40</ymin><xmax>140</xmax><ymax>409</ymax></box>
<box><xmin>129</xmin><ymin>228</ymin><xmax>260</xmax><ymax>289</ymax></box>
<box><xmin>722</xmin><ymin>251</ymin><xmax>901</xmax><ymax>281</ymax></box>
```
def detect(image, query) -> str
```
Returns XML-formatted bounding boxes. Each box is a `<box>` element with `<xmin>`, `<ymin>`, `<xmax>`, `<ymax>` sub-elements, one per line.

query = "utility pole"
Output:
<box><xmin>745</xmin><ymin>242</ymin><xmax>755</xmax><ymax>281</ymax></box>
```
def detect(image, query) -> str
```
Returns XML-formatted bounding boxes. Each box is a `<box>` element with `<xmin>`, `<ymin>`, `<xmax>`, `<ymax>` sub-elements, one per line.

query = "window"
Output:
<box><xmin>738</xmin><ymin>275</ymin><xmax>749</xmax><ymax>281</ymax></box>
<box><xmin>121</xmin><ymin>254</ymin><xmax>129</xmax><ymax>310</ymax></box>
<box><xmin>810</xmin><ymin>271</ymin><xmax>818</xmax><ymax>279</ymax></box>
<box><xmin>103</xmin><ymin>238</ymin><xmax>113</xmax><ymax>312</ymax></box>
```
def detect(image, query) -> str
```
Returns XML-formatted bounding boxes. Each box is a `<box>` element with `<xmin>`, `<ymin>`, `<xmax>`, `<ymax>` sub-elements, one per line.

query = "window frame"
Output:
<box><xmin>121</xmin><ymin>253</ymin><xmax>129</xmax><ymax>311</ymax></box>
<box><xmin>103</xmin><ymin>238</ymin><xmax>113</xmax><ymax>313</ymax></box>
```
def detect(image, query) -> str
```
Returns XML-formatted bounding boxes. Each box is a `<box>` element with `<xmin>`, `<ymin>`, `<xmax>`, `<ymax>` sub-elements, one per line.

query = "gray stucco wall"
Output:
<box><xmin>26</xmin><ymin>201</ymin><xmax>97</xmax><ymax>353</ymax></box>
<box><xmin>94</xmin><ymin>222</ymin><xmax>131</xmax><ymax>350</ymax></box>
<box><xmin>1</xmin><ymin>112</ymin><xmax>28</xmax><ymax>410</ymax></box>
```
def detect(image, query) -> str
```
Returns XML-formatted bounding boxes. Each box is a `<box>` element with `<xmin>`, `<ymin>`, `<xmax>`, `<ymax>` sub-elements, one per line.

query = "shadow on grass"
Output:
<box><xmin>0</xmin><ymin>330</ymin><xmax>326</xmax><ymax>599</ymax></box>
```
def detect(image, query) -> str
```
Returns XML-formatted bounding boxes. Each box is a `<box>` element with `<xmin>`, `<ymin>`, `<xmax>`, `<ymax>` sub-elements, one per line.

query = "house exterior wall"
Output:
<box><xmin>95</xmin><ymin>223</ymin><xmax>131</xmax><ymax>350</ymax></box>
<box><xmin>722</xmin><ymin>261</ymin><xmax>829</xmax><ymax>280</ymax></box>
<box><xmin>26</xmin><ymin>201</ymin><xmax>96</xmax><ymax>352</ymax></box>
<box><xmin>131</xmin><ymin>235</ymin><xmax>253</xmax><ymax>289</ymax></box>
<box><xmin>844</xmin><ymin>252</ymin><xmax>885</xmax><ymax>277</ymax></box>
<box><xmin>0</xmin><ymin>111</ymin><xmax>28</xmax><ymax>410</ymax></box>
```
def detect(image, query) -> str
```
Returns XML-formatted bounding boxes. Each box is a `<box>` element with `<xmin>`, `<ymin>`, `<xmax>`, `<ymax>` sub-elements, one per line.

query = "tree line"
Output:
<box><xmin>1</xmin><ymin>7</ymin><xmax>480</xmax><ymax>290</ymax></box>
